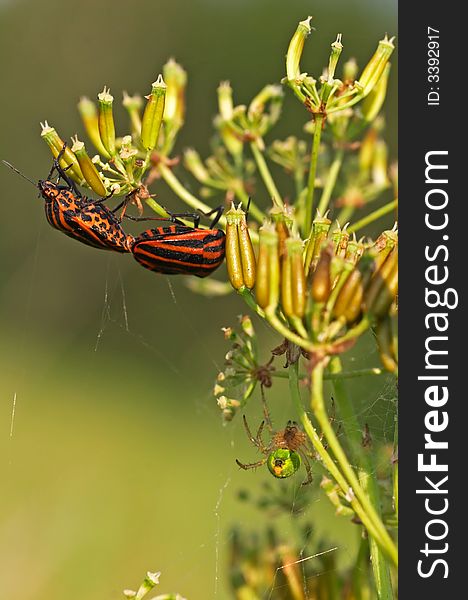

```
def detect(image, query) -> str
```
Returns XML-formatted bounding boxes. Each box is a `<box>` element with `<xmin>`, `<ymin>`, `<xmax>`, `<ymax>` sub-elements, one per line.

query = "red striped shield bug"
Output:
<box><xmin>3</xmin><ymin>146</ymin><xmax>134</xmax><ymax>253</ymax></box>
<box><xmin>130</xmin><ymin>208</ymin><xmax>226</xmax><ymax>277</ymax></box>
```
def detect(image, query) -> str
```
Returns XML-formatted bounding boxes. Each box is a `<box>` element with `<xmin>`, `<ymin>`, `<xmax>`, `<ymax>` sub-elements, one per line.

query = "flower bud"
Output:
<box><xmin>331</xmin><ymin>223</ymin><xmax>349</xmax><ymax>258</ymax></box>
<box><xmin>304</xmin><ymin>212</ymin><xmax>332</xmax><ymax>274</ymax></box>
<box><xmin>286</xmin><ymin>16</ymin><xmax>313</xmax><ymax>82</ymax></box>
<box><xmin>357</xmin><ymin>35</ymin><xmax>395</xmax><ymax>97</ymax></box>
<box><xmin>70</xmin><ymin>136</ymin><xmax>107</xmax><ymax>196</ymax></box>
<box><xmin>135</xmin><ymin>571</ymin><xmax>160</xmax><ymax>600</ymax></box>
<box><xmin>343</xmin><ymin>58</ymin><xmax>358</xmax><ymax>83</ymax></box>
<box><xmin>345</xmin><ymin>235</ymin><xmax>365</xmax><ymax>264</ymax></box>
<box><xmin>40</xmin><ymin>122</ymin><xmax>83</xmax><ymax>183</ymax></box>
<box><xmin>255</xmin><ymin>222</ymin><xmax>279</xmax><ymax>309</ymax></box>
<box><xmin>327</xmin><ymin>34</ymin><xmax>343</xmax><ymax>80</ymax></box>
<box><xmin>248</xmin><ymin>84</ymin><xmax>283</xmax><ymax>124</ymax></box>
<box><xmin>217</xmin><ymin>81</ymin><xmax>234</xmax><ymax>120</ymax></box>
<box><xmin>240</xmin><ymin>314</ymin><xmax>255</xmax><ymax>338</ymax></box>
<box><xmin>122</xmin><ymin>91</ymin><xmax>143</xmax><ymax>138</ymax></box>
<box><xmin>225</xmin><ymin>204</ymin><xmax>256</xmax><ymax>291</ymax></box>
<box><xmin>372</xmin><ymin>139</ymin><xmax>390</xmax><ymax>187</ymax></box>
<box><xmin>141</xmin><ymin>75</ymin><xmax>167</xmax><ymax>151</ymax></box>
<box><xmin>281</xmin><ymin>235</ymin><xmax>306</xmax><ymax>318</ymax></box>
<box><xmin>163</xmin><ymin>58</ymin><xmax>187</xmax><ymax>127</ymax></box>
<box><xmin>77</xmin><ymin>97</ymin><xmax>110</xmax><ymax>158</ymax></box>
<box><xmin>97</xmin><ymin>86</ymin><xmax>116</xmax><ymax>156</ymax></box>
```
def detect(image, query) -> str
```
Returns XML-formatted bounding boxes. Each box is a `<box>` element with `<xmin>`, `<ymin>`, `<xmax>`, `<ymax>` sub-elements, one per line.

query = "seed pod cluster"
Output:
<box><xmin>333</xmin><ymin>228</ymin><xmax>398</xmax><ymax>324</ymax></box>
<box><xmin>225</xmin><ymin>204</ymin><xmax>256</xmax><ymax>291</ymax></box>
<box><xmin>225</xmin><ymin>208</ymin><xmax>398</xmax><ymax>348</ymax></box>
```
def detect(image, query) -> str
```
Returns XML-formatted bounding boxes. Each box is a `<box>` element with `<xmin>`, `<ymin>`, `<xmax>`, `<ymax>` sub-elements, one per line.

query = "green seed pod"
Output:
<box><xmin>267</xmin><ymin>448</ymin><xmax>301</xmax><ymax>479</ymax></box>
<box><xmin>364</xmin><ymin>247</ymin><xmax>398</xmax><ymax>313</ymax></box>
<box><xmin>333</xmin><ymin>246</ymin><xmax>381</xmax><ymax>323</ymax></box>
<box><xmin>311</xmin><ymin>243</ymin><xmax>333</xmax><ymax>303</ymax></box>
<box><xmin>270</xmin><ymin>206</ymin><xmax>293</xmax><ymax>260</ymax></box>
<box><xmin>361</xmin><ymin>62</ymin><xmax>391</xmax><ymax>122</ymax></box>
<box><xmin>97</xmin><ymin>86</ymin><xmax>116</xmax><ymax>156</ymax></box>
<box><xmin>289</xmin><ymin>236</ymin><xmax>306</xmax><ymax>318</ymax></box>
<box><xmin>304</xmin><ymin>212</ymin><xmax>332</xmax><ymax>274</ymax></box>
<box><xmin>345</xmin><ymin>235</ymin><xmax>365</xmax><ymax>264</ymax></box>
<box><xmin>357</xmin><ymin>34</ymin><xmax>395</xmax><ymax>97</ymax></box>
<box><xmin>40</xmin><ymin>122</ymin><xmax>83</xmax><ymax>183</ymax></box>
<box><xmin>70</xmin><ymin>136</ymin><xmax>107</xmax><ymax>197</ymax></box>
<box><xmin>286</xmin><ymin>16</ymin><xmax>312</xmax><ymax>82</ymax></box>
<box><xmin>331</xmin><ymin>224</ymin><xmax>349</xmax><ymax>258</ymax></box>
<box><xmin>281</xmin><ymin>252</ymin><xmax>294</xmax><ymax>318</ymax></box>
<box><xmin>255</xmin><ymin>222</ymin><xmax>279</xmax><ymax>309</ymax></box>
<box><xmin>77</xmin><ymin>96</ymin><xmax>110</xmax><ymax>158</ymax></box>
<box><xmin>225</xmin><ymin>204</ymin><xmax>256</xmax><ymax>291</ymax></box>
<box><xmin>141</xmin><ymin>75</ymin><xmax>167</xmax><ymax>151</ymax></box>
<box><xmin>368</xmin><ymin>254</ymin><xmax>398</xmax><ymax>319</ymax></box>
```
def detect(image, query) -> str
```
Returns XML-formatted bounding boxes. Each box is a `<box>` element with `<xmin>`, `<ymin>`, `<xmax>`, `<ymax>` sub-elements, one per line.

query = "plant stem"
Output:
<box><xmin>326</xmin><ymin>367</ymin><xmax>384</xmax><ymax>379</ymax></box>
<box><xmin>304</xmin><ymin>113</ymin><xmax>325</xmax><ymax>234</ymax></box>
<box><xmin>266</xmin><ymin>309</ymin><xmax>313</xmax><ymax>353</ymax></box>
<box><xmin>288</xmin><ymin>363</ymin><xmax>393</xmax><ymax>555</ymax></box>
<box><xmin>271</xmin><ymin>367</ymin><xmax>384</xmax><ymax>381</ymax></box>
<box><xmin>347</xmin><ymin>199</ymin><xmax>398</xmax><ymax>234</ymax></box>
<box><xmin>310</xmin><ymin>361</ymin><xmax>397</xmax><ymax>566</ymax></box>
<box><xmin>159</xmin><ymin>163</ymin><xmax>214</xmax><ymax>214</ymax></box>
<box><xmin>329</xmin><ymin>357</ymin><xmax>394</xmax><ymax>599</ymax></box>
<box><xmin>158</xmin><ymin>163</ymin><xmax>261</xmax><ymax>241</ymax></box>
<box><xmin>249</xmin><ymin>142</ymin><xmax>283</xmax><ymax>208</ymax></box>
<box><xmin>317</xmin><ymin>147</ymin><xmax>344</xmax><ymax>215</ymax></box>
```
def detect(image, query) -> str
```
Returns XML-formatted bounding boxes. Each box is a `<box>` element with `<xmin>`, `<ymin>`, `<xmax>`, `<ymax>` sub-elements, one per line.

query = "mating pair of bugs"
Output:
<box><xmin>4</xmin><ymin>147</ymin><xmax>226</xmax><ymax>278</ymax></box>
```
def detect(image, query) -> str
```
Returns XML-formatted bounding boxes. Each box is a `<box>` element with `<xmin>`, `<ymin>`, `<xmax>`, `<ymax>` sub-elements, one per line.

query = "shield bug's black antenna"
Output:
<box><xmin>2</xmin><ymin>160</ymin><xmax>36</xmax><ymax>186</ymax></box>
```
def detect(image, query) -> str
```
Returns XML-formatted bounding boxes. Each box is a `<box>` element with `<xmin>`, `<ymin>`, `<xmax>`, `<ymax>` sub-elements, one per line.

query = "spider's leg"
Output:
<box><xmin>297</xmin><ymin>449</ymin><xmax>313</xmax><ymax>486</ymax></box>
<box><xmin>242</xmin><ymin>415</ymin><xmax>264</xmax><ymax>451</ymax></box>
<box><xmin>260</xmin><ymin>385</ymin><xmax>273</xmax><ymax>434</ymax></box>
<box><xmin>236</xmin><ymin>457</ymin><xmax>268</xmax><ymax>471</ymax></box>
<box><xmin>255</xmin><ymin>420</ymin><xmax>270</xmax><ymax>453</ymax></box>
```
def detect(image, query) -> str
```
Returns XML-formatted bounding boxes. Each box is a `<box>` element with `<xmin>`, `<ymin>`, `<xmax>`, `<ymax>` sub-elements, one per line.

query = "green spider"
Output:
<box><xmin>236</xmin><ymin>415</ymin><xmax>314</xmax><ymax>486</ymax></box>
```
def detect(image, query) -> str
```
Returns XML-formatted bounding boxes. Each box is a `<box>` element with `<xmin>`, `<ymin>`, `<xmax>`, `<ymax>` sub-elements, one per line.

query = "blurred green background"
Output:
<box><xmin>0</xmin><ymin>0</ymin><xmax>397</xmax><ymax>598</ymax></box>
